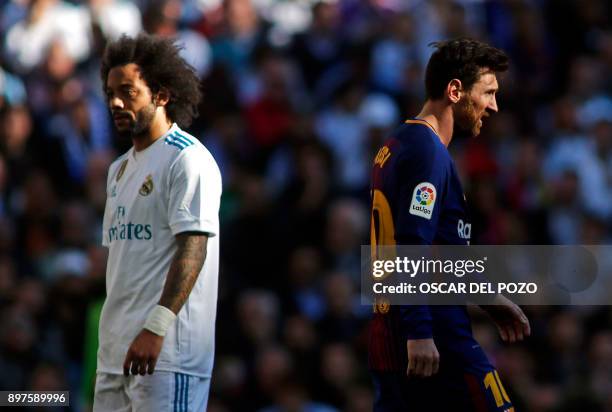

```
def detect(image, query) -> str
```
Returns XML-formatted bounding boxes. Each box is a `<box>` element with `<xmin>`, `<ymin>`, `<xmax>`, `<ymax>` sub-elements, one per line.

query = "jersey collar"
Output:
<box><xmin>130</xmin><ymin>123</ymin><xmax>179</xmax><ymax>163</ymax></box>
<box><xmin>405</xmin><ymin>118</ymin><xmax>439</xmax><ymax>136</ymax></box>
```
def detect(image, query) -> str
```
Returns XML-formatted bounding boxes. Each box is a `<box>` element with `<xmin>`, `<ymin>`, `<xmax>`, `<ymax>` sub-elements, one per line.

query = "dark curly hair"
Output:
<box><xmin>101</xmin><ymin>33</ymin><xmax>202</xmax><ymax>127</ymax></box>
<box><xmin>425</xmin><ymin>38</ymin><xmax>509</xmax><ymax>100</ymax></box>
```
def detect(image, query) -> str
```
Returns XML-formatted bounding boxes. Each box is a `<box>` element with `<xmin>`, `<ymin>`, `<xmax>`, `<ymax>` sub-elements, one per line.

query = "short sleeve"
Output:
<box><xmin>394</xmin><ymin>138</ymin><xmax>448</xmax><ymax>245</ymax></box>
<box><xmin>167</xmin><ymin>148</ymin><xmax>222</xmax><ymax>237</ymax></box>
<box><xmin>101</xmin><ymin>162</ymin><xmax>116</xmax><ymax>247</ymax></box>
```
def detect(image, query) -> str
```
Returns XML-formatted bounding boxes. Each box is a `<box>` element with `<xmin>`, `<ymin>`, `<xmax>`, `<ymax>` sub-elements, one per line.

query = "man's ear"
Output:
<box><xmin>447</xmin><ymin>79</ymin><xmax>463</xmax><ymax>104</ymax></box>
<box><xmin>154</xmin><ymin>87</ymin><xmax>171</xmax><ymax>107</ymax></box>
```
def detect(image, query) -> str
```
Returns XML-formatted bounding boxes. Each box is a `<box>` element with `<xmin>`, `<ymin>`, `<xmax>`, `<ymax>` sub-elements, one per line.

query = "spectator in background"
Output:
<box><xmin>324</xmin><ymin>198</ymin><xmax>368</xmax><ymax>277</ymax></box>
<box><xmin>291</xmin><ymin>0</ymin><xmax>345</xmax><ymax>95</ymax></box>
<box><xmin>359</xmin><ymin>92</ymin><xmax>400</xmax><ymax>162</ymax></box>
<box><xmin>370</xmin><ymin>12</ymin><xmax>420</xmax><ymax>97</ymax></box>
<box><xmin>0</xmin><ymin>64</ymin><xmax>27</xmax><ymax>108</ymax></box>
<box><xmin>316</xmin><ymin>80</ymin><xmax>369</xmax><ymax>193</ymax></box>
<box><xmin>143</xmin><ymin>0</ymin><xmax>212</xmax><ymax>79</ymax></box>
<box><xmin>45</xmin><ymin>85</ymin><xmax>112</xmax><ymax>189</ymax></box>
<box><xmin>244</xmin><ymin>50</ymin><xmax>298</xmax><ymax>158</ymax></box>
<box><xmin>0</xmin><ymin>104</ymin><xmax>35</xmax><ymax>196</ymax></box>
<box><xmin>88</xmin><ymin>0</ymin><xmax>142</xmax><ymax>41</ymax></box>
<box><xmin>210</xmin><ymin>0</ymin><xmax>270</xmax><ymax>103</ymax></box>
<box><xmin>0</xmin><ymin>307</ymin><xmax>40</xmax><ymax>390</ymax></box>
<box><xmin>0</xmin><ymin>0</ymin><xmax>611</xmax><ymax>410</ymax></box>
<box><xmin>4</xmin><ymin>0</ymin><xmax>92</xmax><ymax>74</ymax></box>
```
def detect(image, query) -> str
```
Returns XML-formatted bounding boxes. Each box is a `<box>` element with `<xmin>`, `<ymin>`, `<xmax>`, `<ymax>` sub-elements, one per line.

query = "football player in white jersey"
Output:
<box><xmin>93</xmin><ymin>33</ymin><xmax>221</xmax><ymax>412</ymax></box>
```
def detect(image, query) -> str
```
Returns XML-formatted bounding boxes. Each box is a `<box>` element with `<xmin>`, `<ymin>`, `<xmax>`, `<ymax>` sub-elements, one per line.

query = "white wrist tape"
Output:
<box><xmin>144</xmin><ymin>305</ymin><xmax>177</xmax><ymax>336</ymax></box>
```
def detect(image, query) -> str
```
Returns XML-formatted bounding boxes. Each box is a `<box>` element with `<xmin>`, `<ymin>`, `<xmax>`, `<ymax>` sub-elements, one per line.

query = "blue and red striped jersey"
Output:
<box><xmin>369</xmin><ymin>119</ymin><xmax>487</xmax><ymax>371</ymax></box>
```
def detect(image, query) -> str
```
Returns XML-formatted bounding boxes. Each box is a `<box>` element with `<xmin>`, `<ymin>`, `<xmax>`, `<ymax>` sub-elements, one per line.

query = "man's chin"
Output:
<box><xmin>454</xmin><ymin>126</ymin><xmax>475</xmax><ymax>139</ymax></box>
<box><xmin>115</xmin><ymin>126</ymin><xmax>134</xmax><ymax>138</ymax></box>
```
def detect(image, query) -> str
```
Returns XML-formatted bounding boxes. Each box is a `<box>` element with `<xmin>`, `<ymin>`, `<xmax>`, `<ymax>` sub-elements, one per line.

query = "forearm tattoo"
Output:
<box><xmin>159</xmin><ymin>233</ymin><xmax>207</xmax><ymax>314</ymax></box>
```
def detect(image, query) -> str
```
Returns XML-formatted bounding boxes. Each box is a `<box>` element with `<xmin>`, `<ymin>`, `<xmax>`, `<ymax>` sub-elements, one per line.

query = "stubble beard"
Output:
<box><xmin>116</xmin><ymin>103</ymin><xmax>156</xmax><ymax>139</ymax></box>
<box><xmin>453</xmin><ymin>97</ymin><xmax>481</xmax><ymax>138</ymax></box>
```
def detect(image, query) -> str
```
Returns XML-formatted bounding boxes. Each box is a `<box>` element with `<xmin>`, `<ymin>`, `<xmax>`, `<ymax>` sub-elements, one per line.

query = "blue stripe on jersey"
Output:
<box><xmin>164</xmin><ymin>131</ymin><xmax>194</xmax><ymax>151</ymax></box>
<box><xmin>165</xmin><ymin>133</ymin><xmax>193</xmax><ymax>151</ymax></box>
<box><xmin>171</xmin><ymin>132</ymin><xmax>193</xmax><ymax>147</ymax></box>
<box><xmin>166</xmin><ymin>134</ymin><xmax>188</xmax><ymax>147</ymax></box>
<box><xmin>168</xmin><ymin>133</ymin><xmax>188</xmax><ymax>147</ymax></box>
<box><xmin>174</xmin><ymin>373</ymin><xmax>179</xmax><ymax>412</ymax></box>
<box><xmin>165</xmin><ymin>139</ymin><xmax>186</xmax><ymax>151</ymax></box>
<box><xmin>172</xmin><ymin>131</ymin><xmax>193</xmax><ymax>146</ymax></box>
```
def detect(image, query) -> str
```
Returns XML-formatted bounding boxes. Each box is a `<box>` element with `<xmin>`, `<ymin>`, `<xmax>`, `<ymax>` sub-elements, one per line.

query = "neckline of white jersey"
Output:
<box><xmin>130</xmin><ymin>123</ymin><xmax>179</xmax><ymax>163</ymax></box>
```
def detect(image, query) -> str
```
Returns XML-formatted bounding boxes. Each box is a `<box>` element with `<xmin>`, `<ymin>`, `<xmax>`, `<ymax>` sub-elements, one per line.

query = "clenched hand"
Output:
<box><xmin>407</xmin><ymin>338</ymin><xmax>440</xmax><ymax>378</ymax></box>
<box><xmin>123</xmin><ymin>329</ymin><xmax>164</xmax><ymax>376</ymax></box>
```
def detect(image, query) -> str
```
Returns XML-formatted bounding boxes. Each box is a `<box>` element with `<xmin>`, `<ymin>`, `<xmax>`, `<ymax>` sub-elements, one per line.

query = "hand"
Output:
<box><xmin>406</xmin><ymin>338</ymin><xmax>440</xmax><ymax>378</ymax></box>
<box><xmin>480</xmin><ymin>295</ymin><xmax>531</xmax><ymax>343</ymax></box>
<box><xmin>123</xmin><ymin>329</ymin><xmax>164</xmax><ymax>376</ymax></box>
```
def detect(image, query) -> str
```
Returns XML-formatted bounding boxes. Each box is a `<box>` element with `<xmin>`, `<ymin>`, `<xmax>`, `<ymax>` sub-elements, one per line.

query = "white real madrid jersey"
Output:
<box><xmin>99</xmin><ymin>124</ymin><xmax>221</xmax><ymax>377</ymax></box>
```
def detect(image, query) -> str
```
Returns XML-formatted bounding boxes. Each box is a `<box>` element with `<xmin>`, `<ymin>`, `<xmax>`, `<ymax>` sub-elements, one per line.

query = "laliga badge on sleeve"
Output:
<box><xmin>409</xmin><ymin>182</ymin><xmax>436</xmax><ymax>219</ymax></box>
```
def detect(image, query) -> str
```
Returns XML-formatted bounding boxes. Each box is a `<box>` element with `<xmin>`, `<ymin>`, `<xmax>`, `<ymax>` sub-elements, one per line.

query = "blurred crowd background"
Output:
<box><xmin>1</xmin><ymin>0</ymin><xmax>612</xmax><ymax>411</ymax></box>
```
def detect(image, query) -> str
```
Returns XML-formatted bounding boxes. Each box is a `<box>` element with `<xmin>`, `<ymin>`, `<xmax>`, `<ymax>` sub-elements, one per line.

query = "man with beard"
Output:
<box><xmin>94</xmin><ymin>34</ymin><xmax>221</xmax><ymax>411</ymax></box>
<box><xmin>369</xmin><ymin>38</ymin><xmax>530</xmax><ymax>411</ymax></box>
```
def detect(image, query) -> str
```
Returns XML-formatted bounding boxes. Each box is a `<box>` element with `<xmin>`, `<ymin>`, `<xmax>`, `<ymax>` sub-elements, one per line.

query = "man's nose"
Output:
<box><xmin>488</xmin><ymin>95</ymin><xmax>498</xmax><ymax>113</ymax></box>
<box><xmin>110</xmin><ymin>96</ymin><xmax>124</xmax><ymax>110</ymax></box>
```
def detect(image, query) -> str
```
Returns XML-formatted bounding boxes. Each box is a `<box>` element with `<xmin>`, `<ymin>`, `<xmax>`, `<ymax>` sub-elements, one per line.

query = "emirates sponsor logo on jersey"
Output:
<box><xmin>108</xmin><ymin>222</ymin><xmax>152</xmax><ymax>242</ymax></box>
<box><xmin>108</xmin><ymin>206</ymin><xmax>153</xmax><ymax>242</ymax></box>
<box><xmin>409</xmin><ymin>182</ymin><xmax>437</xmax><ymax>219</ymax></box>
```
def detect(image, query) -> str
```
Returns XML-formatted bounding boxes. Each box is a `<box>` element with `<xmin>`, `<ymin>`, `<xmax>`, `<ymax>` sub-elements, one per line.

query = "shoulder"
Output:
<box><xmin>165</xmin><ymin>128</ymin><xmax>221</xmax><ymax>180</ymax></box>
<box><xmin>392</xmin><ymin>121</ymin><xmax>443</xmax><ymax>165</ymax></box>
<box><xmin>160</xmin><ymin>127</ymin><xmax>200</xmax><ymax>155</ymax></box>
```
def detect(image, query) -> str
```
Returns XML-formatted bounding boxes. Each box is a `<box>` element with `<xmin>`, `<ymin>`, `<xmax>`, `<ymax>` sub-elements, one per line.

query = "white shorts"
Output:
<box><xmin>93</xmin><ymin>372</ymin><xmax>210</xmax><ymax>412</ymax></box>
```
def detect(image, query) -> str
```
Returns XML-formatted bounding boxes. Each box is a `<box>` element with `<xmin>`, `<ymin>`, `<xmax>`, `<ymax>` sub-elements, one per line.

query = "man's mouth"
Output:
<box><xmin>478</xmin><ymin>113</ymin><xmax>489</xmax><ymax>127</ymax></box>
<box><xmin>113</xmin><ymin>113</ymin><xmax>132</xmax><ymax>121</ymax></box>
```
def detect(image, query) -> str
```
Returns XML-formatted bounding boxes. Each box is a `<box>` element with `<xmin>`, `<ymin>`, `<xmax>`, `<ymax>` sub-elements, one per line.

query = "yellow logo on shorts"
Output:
<box><xmin>139</xmin><ymin>174</ymin><xmax>154</xmax><ymax>196</ymax></box>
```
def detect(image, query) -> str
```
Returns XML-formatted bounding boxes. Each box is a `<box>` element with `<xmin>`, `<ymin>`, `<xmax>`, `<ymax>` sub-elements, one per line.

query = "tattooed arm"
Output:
<box><xmin>123</xmin><ymin>232</ymin><xmax>208</xmax><ymax>375</ymax></box>
<box><xmin>159</xmin><ymin>232</ymin><xmax>208</xmax><ymax>313</ymax></box>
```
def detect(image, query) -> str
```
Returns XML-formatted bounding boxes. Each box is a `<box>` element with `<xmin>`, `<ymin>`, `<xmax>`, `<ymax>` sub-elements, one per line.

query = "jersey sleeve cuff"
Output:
<box><xmin>170</xmin><ymin>219</ymin><xmax>218</xmax><ymax>237</ymax></box>
<box><xmin>399</xmin><ymin>305</ymin><xmax>433</xmax><ymax>340</ymax></box>
<box><xmin>405</xmin><ymin>326</ymin><xmax>434</xmax><ymax>340</ymax></box>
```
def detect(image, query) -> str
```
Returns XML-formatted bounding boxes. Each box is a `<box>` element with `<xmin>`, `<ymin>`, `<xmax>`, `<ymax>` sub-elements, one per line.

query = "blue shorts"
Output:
<box><xmin>371</xmin><ymin>334</ymin><xmax>514</xmax><ymax>412</ymax></box>
<box><xmin>371</xmin><ymin>366</ymin><xmax>514</xmax><ymax>412</ymax></box>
